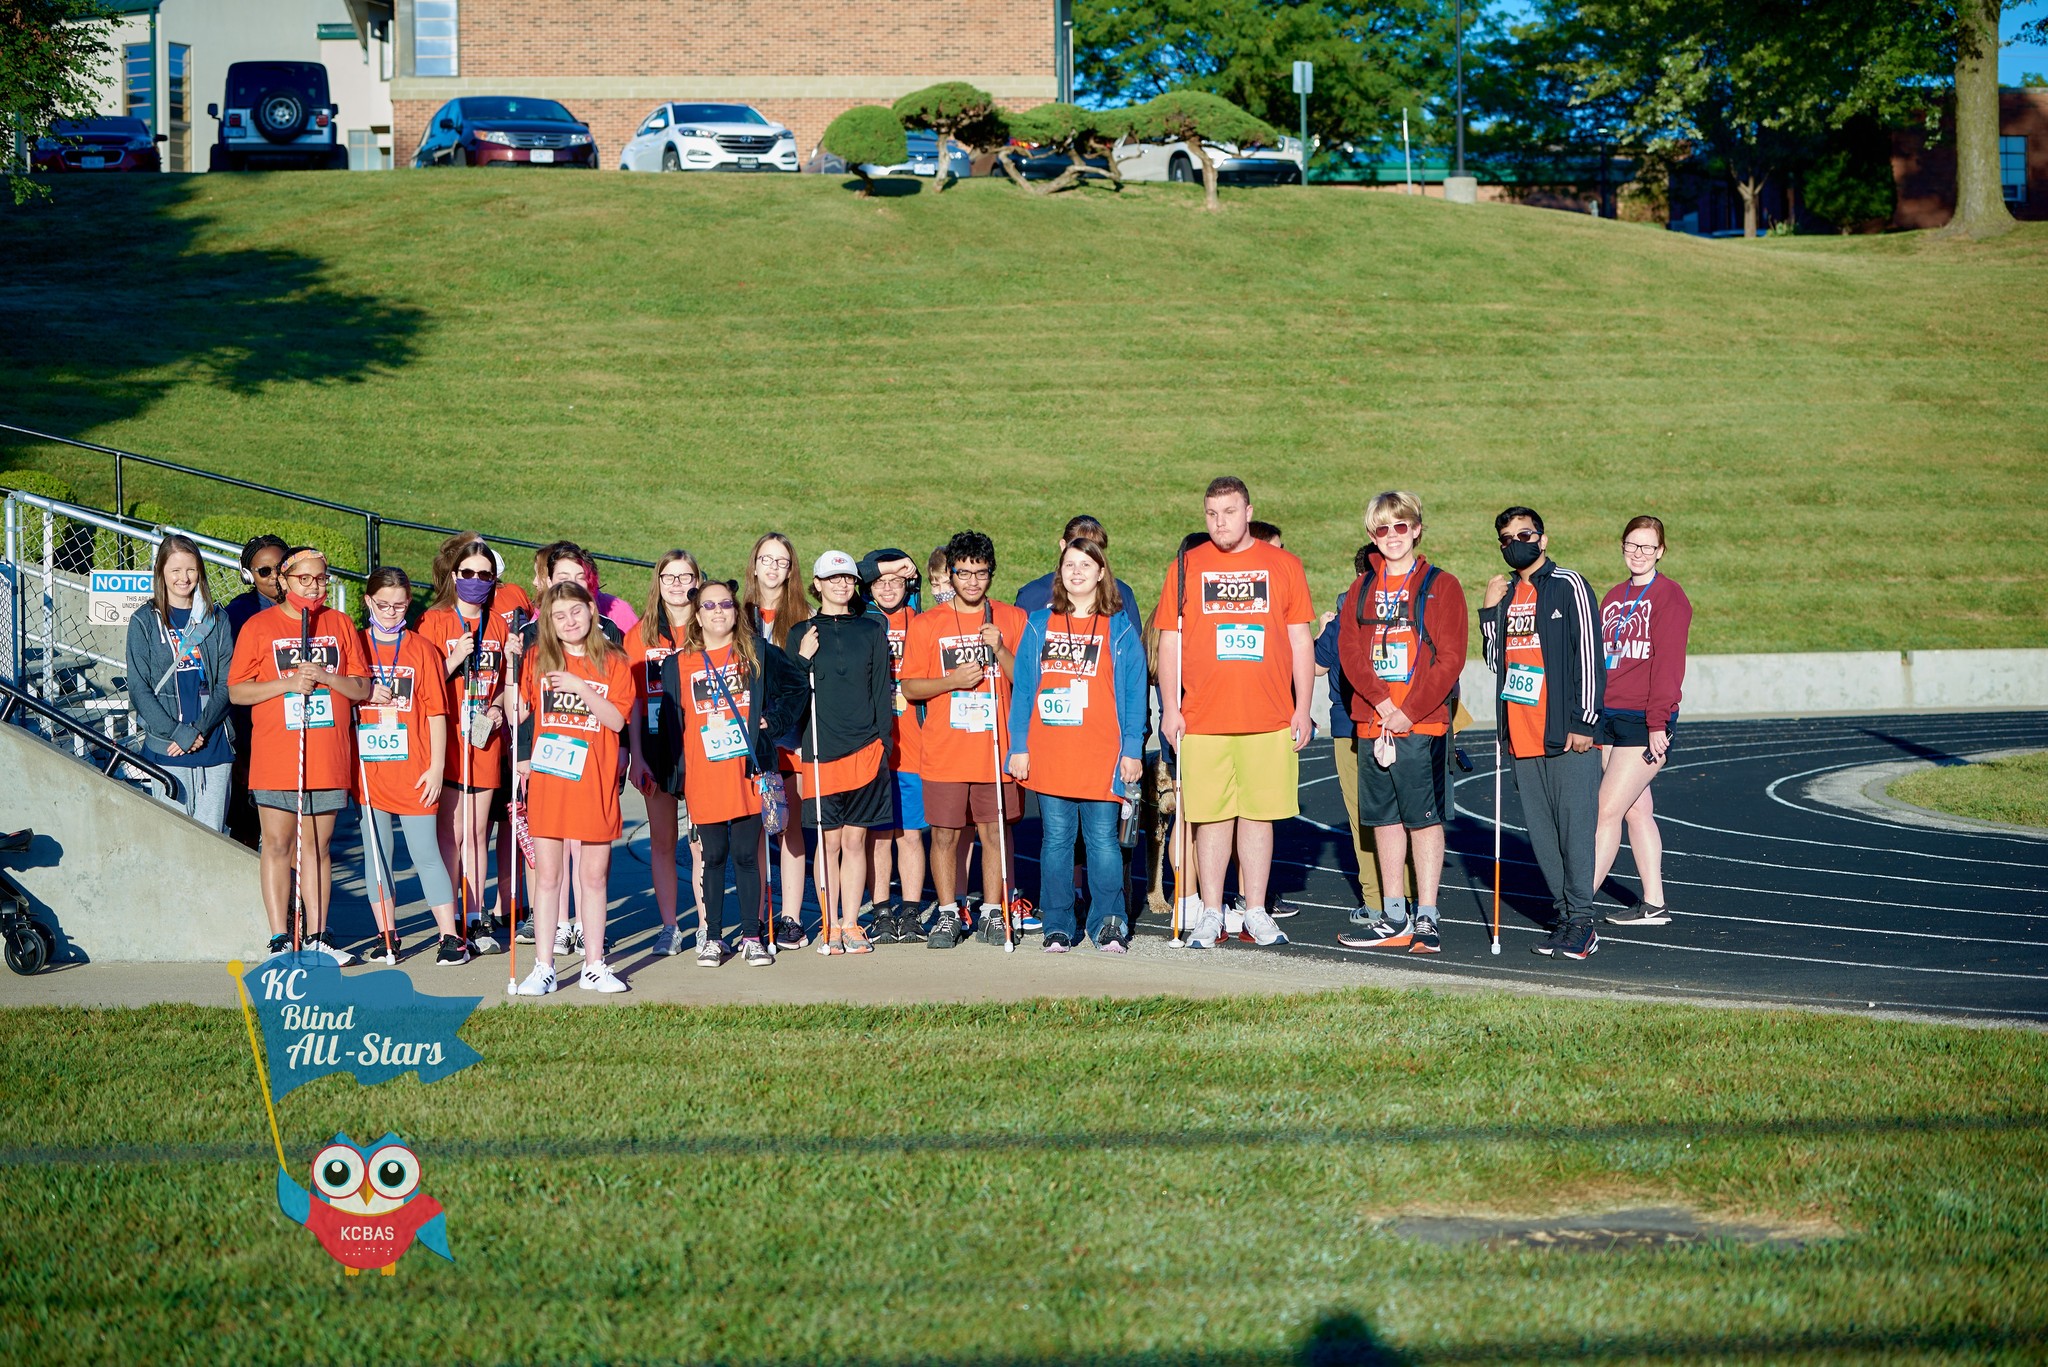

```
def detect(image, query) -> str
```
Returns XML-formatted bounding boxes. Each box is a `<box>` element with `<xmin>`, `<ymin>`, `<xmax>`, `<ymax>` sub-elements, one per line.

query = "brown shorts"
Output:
<box><xmin>923</xmin><ymin>779</ymin><xmax>1022</xmax><ymax>828</ymax></box>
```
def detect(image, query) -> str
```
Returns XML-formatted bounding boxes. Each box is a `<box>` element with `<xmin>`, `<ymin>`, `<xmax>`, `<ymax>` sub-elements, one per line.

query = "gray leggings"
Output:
<box><xmin>362</xmin><ymin>807</ymin><xmax>456</xmax><ymax>908</ymax></box>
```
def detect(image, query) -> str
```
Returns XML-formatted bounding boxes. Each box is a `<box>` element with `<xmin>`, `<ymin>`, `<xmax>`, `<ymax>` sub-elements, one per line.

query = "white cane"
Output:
<box><xmin>986</xmin><ymin>662</ymin><xmax>1014</xmax><ymax>954</ymax></box>
<box><xmin>505</xmin><ymin>618</ymin><xmax>524</xmax><ymax>992</ymax></box>
<box><xmin>1168</xmin><ymin>547</ymin><xmax>1189</xmax><ymax>947</ymax></box>
<box><xmin>357</xmin><ymin>760</ymin><xmax>396</xmax><ymax>963</ymax></box>
<box><xmin>1490</xmin><ymin>731</ymin><xmax>1503</xmax><ymax>956</ymax></box>
<box><xmin>292</xmin><ymin>609</ymin><xmax>311</xmax><ymax>954</ymax></box>
<box><xmin>807</xmin><ymin>640</ymin><xmax>833</xmax><ymax>952</ymax></box>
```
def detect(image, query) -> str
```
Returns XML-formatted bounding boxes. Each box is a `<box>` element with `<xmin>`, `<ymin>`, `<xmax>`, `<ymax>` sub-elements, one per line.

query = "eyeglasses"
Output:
<box><xmin>953</xmin><ymin>568</ymin><xmax>993</xmax><ymax>582</ymax></box>
<box><xmin>1622</xmin><ymin>541</ymin><xmax>1661</xmax><ymax>555</ymax></box>
<box><xmin>1369</xmin><ymin>521</ymin><xmax>1414</xmax><ymax>540</ymax></box>
<box><xmin>1498</xmin><ymin>530</ymin><xmax>1540</xmax><ymax>546</ymax></box>
<box><xmin>698</xmin><ymin>599</ymin><xmax>737</xmax><ymax>613</ymax></box>
<box><xmin>368</xmin><ymin>598</ymin><xmax>410</xmax><ymax>613</ymax></box>
<box><xmin>659</xmin><ymin>573</ymin><xmax>697</xmax><ymax>587</ymax></box>
<box><xmin>755</xmin><ymin>555</ymin><xmax>792</xmax><ymax>571</ymax></box>
<box><xmin>875</xmin><ymin>572</ymin><xmax>917</xmax><ymax>586</ymax></box>
<box><xmin>455</xmin><ymin>568</ymin><xmax>496</xmax><ymax>581</ymax></box>
<box><xmin>286</xmin><ymin>574</ymin><xmax>331</xmax><ymax>588</ymax></box>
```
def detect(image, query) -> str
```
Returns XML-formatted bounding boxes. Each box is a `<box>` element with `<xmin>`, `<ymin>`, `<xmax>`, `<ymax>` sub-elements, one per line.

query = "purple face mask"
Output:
<box><xmin>454</xmin><ymin>576</ymin><xmax>495</xmax><ymax>606</ymax></box>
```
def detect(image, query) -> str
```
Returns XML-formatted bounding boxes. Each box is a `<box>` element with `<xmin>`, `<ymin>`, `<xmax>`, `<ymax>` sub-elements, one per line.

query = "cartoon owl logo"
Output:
<box><xmin>276</xmin><ymin>1132</ymin><xmax>454</xmax><ymax>1275</ymax></box>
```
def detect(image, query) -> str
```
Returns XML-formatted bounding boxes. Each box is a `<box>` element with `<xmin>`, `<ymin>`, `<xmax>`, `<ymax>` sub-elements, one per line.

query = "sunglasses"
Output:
<box><xmin>698</xmin><ymin>600</ymin><xmax>738</xmax><ymax>612</ymax></box>
<box><xmin>1498</xmin><ymin>530</ymin><xmax>1541</xmax><ymax>546</ymax></box>
<box><xmin>1369</xmin><ymin>521</ymin><xmax>1414</xmax><ymax>539</ymax></box>
<box><xmin>455</xmin><ymin>567</ymin><xmax>496</xmax><ymax>580</ymax></box>
<box><xmin>252</xmin><ymin>565</ymin><xmax>280</xmax><ymax>578</ymax></box>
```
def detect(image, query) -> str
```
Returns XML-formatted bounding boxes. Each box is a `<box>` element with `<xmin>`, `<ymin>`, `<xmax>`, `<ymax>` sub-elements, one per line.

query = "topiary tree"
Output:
<box><xmin>891</xmin><ymin>82</ymin><xmax>1001</xmax><ymax>192</ymax></box>
<box><xmin>1000</xmin><ymin>103</ymin><xmax>1133</xmax><ymax>194</ymax></box>
<box><xmin>821</xmin><ymin>104</ymin><xmax>908</xmax><ymax>197</ymax></box>
<box><xmin>1803</xmin><ymin>147</ymin><xmax>1896</xmax><ymax>234</ymax></box>
<box><xmin>1128</xmin><ymin>90</ymin><xmax>1280</xmax><ymax>212</ymax></box>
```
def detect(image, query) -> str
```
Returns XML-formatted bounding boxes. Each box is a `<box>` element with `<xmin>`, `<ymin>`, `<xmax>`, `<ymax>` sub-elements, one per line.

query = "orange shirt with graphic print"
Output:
<box><xmin>1502</xmin><ymin>580</ymin><xmax>1548</xmax><ymax>759</ymax></box>
<box><xmin>1022</xmin><ymin>613</ymin><xmax>1122</xmax><ymax>803</ymax></box>
<box><xmin>356</xmin><ymin>629</ymin><xmax>452</xmax><ymax>817</ymax></box>
<box><xmin>906</xmin><ymin>599</ymin><xmax>1028</xmax><ymax>784</ymax></box>
<box><xmin>1355</xmin><ymin>565</ymin><xmax>1449</xmax><ymax>739</ymax></box>
<box><xmin>228</xmin><ymin>604</ymin><xmax>370</xmax><ymax>792</ymax></box>
<box><xmin>873</xmin><ymin>604</ymin><xmax>923</xmax><ymax>774</ymax></box>
<box><xmin>1152</xmin><ymin>539</ymin><xmax>1312</xmax><ymax>736</ymax></box>
<box><xmin>679</xmin><ymin>645</ymin><xmax>763</xmax><ymax>826</ymax></box>
<box><xmin>419</xmin><ymin>604</ymin><xmax>514</xmax><ymax>789</ymax></box>
<box><xmin>519</xmin><ymin>647</ymin><xmax>633</xmax><ymax>843</ymax></box>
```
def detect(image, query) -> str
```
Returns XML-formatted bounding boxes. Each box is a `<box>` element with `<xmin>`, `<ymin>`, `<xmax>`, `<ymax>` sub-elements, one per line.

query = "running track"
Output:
<box><xmin>1107</xmin><ymin>712</ymin><xmax>2048</xmax><ymax>1022</ymax></box>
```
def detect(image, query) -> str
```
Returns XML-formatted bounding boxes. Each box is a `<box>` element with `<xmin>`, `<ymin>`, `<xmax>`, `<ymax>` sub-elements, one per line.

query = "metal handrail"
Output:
<box><xmin>0</xmin><ymin>676</ymin><xmax>184</xmax><ymax>800</ymax></box>
<box><xmin>0</xmin><ymin>422</ymin><xmax>654</xmax><ymax>573</ymax></box>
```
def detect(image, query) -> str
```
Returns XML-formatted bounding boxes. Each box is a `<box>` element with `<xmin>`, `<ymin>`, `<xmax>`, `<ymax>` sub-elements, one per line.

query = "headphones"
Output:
<box><xmin>239</xmin><ymin>535</ymin><xmax>288</xmax><ymax>586</ymax></box>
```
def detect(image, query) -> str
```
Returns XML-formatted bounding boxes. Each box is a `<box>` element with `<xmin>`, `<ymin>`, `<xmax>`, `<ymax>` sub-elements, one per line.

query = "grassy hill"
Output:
<box><xmin>2</xmin><ymin>173</ymin><xmax>2044</xmax><ymax>651</ymax></box>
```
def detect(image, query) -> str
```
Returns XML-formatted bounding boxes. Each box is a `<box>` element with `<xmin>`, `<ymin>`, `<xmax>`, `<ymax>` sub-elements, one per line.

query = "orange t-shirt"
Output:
<box><xmin>1502</xmin><ymin>580</ymin><xmax>1548</xmax><ymax>759</ymax></box>
<box><xmin>490</xmin><ymin>581</ymin><xmax>534</xmax><ymax>628</ymax></box>
<box><xmin>418</xmin><ymin>604</ymin><xmax>514</xmax><ymax>789</ymax></box>
<box><xmin>1355</xmin><ymin>564</ymin><xmax>1448</xmax><ymax>739</ymax></box>
<box><xmin>1152</xmin><ymin>540</ymin><xmax>1312</xmax><ymax>736</ymax></box>
<box><xmin>623</xmin><ymin>625</ymin><xmax>685</xmax><ymax>762</ymax></box>
<box><xmin>679</xmin><ymin>644</ymin><xmax>763</xmax><ymax>826</ymax></box>
<box><xmin>906</xmin><ymin>598</ymin><xmax>1028</xmax><ymax>785</ymax></box>
<box><xmin>355</xmin><ymin>629</ymin><xmax>452</xmax><ymax>817</ymax></box>
<box><xmin>1022</xmin><ymin>612</ymin><xmax>1121</xmax><ymax>803</ymax></box>
<box><xmin>789</xmin><ymin>738</ymin><xmax>886</xmax><ymax>801</ymax></box>
<box><xmin>873</xmin><ymin>604</ymin><xmax>923</xmax><ymax>774</ymax></box>
<box><xmin>228</xmin><ymin>604</ymin><xmax>370</xmax><ymax>792</ymax></box>
<box><xmin>519</xmin><ymin>646</ymin><xmax>633</xmax><ymax>843</ymax></box>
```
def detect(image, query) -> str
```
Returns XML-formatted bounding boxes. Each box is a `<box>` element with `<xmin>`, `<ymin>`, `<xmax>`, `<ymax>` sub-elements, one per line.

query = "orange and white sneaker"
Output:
<box><xmin>1337</xmin><ymin>915</ymin><xmax>1413</xmax><ymax>950</ymax></box>
<box><xmin>1408</xmin><ymin>918</ymin><xmax>1442</xmax><ymax>954</ymax></box>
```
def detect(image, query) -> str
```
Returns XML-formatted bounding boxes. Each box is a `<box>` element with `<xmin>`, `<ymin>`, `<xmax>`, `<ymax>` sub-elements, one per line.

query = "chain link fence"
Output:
<box><xmin>1</xmin><ymin>490</ymin><xmax>352</xmax><ymax>783</ymax></box>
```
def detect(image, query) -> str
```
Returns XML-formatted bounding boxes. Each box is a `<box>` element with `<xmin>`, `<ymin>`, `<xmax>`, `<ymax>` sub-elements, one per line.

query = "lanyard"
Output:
<box><xmin>369</xmin><ymin>628</ymin><xmax>404</xmax><ymax>695</ymax></box>
<box><xmin>1055</xmin><ymin>611</ymin><xmax>1102</xmax><ymax>674</ymax></box>
<box><xmin>1607</xmin><ymin>573</ymin><xmax>1656</xmax><ymax>649</ymax></box>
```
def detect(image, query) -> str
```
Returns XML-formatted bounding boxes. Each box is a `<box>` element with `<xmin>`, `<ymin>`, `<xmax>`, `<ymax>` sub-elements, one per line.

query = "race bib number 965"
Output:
<box><xmin>283</xmin><ymin>690</ymin><xmax>335</xmax><ymax>731</ymax></box>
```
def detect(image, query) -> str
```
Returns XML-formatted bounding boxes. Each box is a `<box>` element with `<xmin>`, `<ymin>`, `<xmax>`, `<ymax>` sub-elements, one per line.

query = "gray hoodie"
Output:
<box><xmin>124</xmin><ymin>600</ymin><xmax>235</xmax><ymax>754</ymax></box>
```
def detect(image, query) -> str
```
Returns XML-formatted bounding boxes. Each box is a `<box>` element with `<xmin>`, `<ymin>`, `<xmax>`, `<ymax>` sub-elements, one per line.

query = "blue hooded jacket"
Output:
<box><xmin>1005</xmin><ymin>605</ymin><xmax>1148</xmax><ymax>801</ymax></box>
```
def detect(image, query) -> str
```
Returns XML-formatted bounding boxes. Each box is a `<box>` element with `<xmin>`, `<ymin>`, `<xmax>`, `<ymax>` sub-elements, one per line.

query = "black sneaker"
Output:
<box><xmin>1604</xmin><ymin>901</ymin><xmax>1672</xmax><ymax>927</ymax></box>
<box><xmin>1556</xmin><ymin>920</ymin><xmax>1600</xmax><ymax>961</ymax></box>
<box><xmin>1531</xmin><ymin>922</ymin><xmax>1568</xmax><ymax>957</ymax></box>
<box><xmin>927</xmin><ymin>905</ymin><xmax>963</xmax><ymax>950</ymax></box>
<box><xmin>868</xmin><ymin>901</ymin><xmax>901</xmax><ymax>944</ymax></box>
<box><xmin>1408</xmin><ymin>919</ymin><xmax>1441</xmax><ymax>955</ymax></box>
<box><xmin>435</xmin><ymin>935</ymin><xmax>470</xmax><ymax>966</ymax></box>
<box><xmin>1268</xmin><ymin>899</ymin><xmax>1301</xmax><ymax>920</ymax></box>
<box><xmin>266</xmin><ymin>933</ymin><xmax>290</xmax><ymax>958</ymax></box>
<box><xmin>773</xmin><ymin>916</ymin><xmax>808</xmax><ymax>951</ymax></box>
<box><xmin>898</xmin><ymin>901</ymin><xmax>929</xmax><ymax>942</ymax></box>
<box><xmin>363</xmin><ymin>937</ymin><xmax>399</xmax><ymax>966</ymax></box>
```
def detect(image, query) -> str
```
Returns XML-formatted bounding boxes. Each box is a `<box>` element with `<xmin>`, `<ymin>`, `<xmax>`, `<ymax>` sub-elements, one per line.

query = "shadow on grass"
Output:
<box><xmin>842</xmin><ymin>177</ymin><xmax>925</xmax><ymax>198</ymax></box>
<box><xmin>0</xmin><ymin>175</ymin><xmax>424</xmax><ymax>448</ymax></box>
<box><xmin>6</xmin><ymin>1106</ymin><xmax>2040</xmax><ymax>1169</ymax></box>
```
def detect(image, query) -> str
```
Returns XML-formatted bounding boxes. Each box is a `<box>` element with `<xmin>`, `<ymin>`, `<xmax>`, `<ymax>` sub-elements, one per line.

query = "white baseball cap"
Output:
<box><xmin>813</xmin><ymin>550</ymin><xmax>860</xmax><ymax>580</ymax></box>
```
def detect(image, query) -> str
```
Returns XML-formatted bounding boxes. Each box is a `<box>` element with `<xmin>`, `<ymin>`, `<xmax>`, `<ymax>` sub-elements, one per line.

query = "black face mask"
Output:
<box><xmin>1501</xmin><ymin>538</ymin><xmax>1544</xmax><ymax>571</ymax></box>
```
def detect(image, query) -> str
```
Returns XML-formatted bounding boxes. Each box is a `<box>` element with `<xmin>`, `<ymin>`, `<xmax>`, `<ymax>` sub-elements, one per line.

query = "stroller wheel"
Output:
<box><xmin>5</xmin><ymin>925</ymin><xmax>48</xmax><ymax>975</ymax></box>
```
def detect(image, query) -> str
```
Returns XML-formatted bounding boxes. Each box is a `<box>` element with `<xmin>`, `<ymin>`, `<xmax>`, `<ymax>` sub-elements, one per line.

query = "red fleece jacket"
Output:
<box><xmin>1336</xmin><ymin>557</ymin><xmax>1468</xmax><ymax>733</ymax></box>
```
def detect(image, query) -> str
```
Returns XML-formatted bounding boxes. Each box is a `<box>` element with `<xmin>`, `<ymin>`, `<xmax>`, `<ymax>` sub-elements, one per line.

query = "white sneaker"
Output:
<box><xmin>654</xmin><ymin>925</ymin><xmax>686</xmax><ymax>957</ymax></box>
<box><xmin>1186</xmin><ymin>906</ymin><xmax>1225</xmax><ymax>949</ymax></box>
<box><xmin>553</xmin><ymin>922</ymin><xmax>575</xmax><ymax>957</ymax></box>
<box><xmin>1242</xmin><ymin>903</ymin><xmax>1290</xmax><ymax>947</ymax></box>
<box><xmin>579</xmin><ymin>961</ymin><xmax>628</xmax><ymax>993</ymax></box>
<box><xmin>314</xmin><ymin>932</ymin><xmax>358</xmax><ymax>967</ymax></box>
<box><xmin>697</xmin><ymin>937</ymin><xmax>729</xmax><ymax>967</ymax></box>
<box><xmin>572</xmin><ymin>922</ymin><xmax>585</xmax><ymax>952</ymax></box>
<box><xmin>512</xmin><ymin>963</ymin><xmax>558</xmax><ymax>996</ymax></box>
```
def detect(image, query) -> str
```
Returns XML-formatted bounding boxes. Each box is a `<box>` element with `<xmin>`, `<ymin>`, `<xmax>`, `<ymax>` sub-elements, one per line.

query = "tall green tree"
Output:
<box><xmin>1</xmin><ymin>0</ymin><xmax>114</xmax><ymax>205</ymax></box>
<box><xmin>1076</xmin><ymin>0</ymin><xmax>1457</xmax><ymax>161</ymax></box>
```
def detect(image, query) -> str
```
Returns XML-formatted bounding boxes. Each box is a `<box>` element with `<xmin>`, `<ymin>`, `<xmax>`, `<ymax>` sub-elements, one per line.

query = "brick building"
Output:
<box><xmin>1891</xmin><ymin>88</ymin><xmax>2048</xmax><ymax>228</ymax></box>
<box><xmin>387</xmin><ymin>0</ymin><xmax>1064</xmax><ymax>168</ymax></box>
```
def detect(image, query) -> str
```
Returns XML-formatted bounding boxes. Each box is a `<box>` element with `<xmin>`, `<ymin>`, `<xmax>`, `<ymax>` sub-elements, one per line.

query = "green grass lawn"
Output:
<box><xmin>1889</xmin><ymin>750</ymin><xmax>2048</xmax><ymax>827</ymax></box>
<box><xmin>2</xmin><ymin>174</ymin><xmax>2045</xmax><ymax>651</ymax></box>
<box><xmin>3</xmin><ymin>991</ymin><xmax>2046</xmax><ymax>1364</ymax></box>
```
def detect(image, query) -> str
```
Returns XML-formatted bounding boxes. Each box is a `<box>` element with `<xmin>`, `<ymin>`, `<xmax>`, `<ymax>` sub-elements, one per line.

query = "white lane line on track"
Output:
<box><xmin>1445</xmin><ymin>745</ymin><xmax>2048</xmax><ymax>870</ymax></box>
<box><xmin>1765</xmin><ymin>761</ymin><xmax>2048</xmax><ymax>847</ymax></box>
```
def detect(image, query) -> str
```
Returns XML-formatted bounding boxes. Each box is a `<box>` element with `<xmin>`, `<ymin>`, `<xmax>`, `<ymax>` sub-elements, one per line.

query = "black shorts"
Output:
<box><xmin>800</xmin><ymin>769</ymin><xmax>894</xmax><ymax>831</ymax></box>
<box><xmin>1355</xmin><ymin>732</ymin><xmax>1448</xmax><ymax>830</ymax></box>
<box><xmin>1596</xmin><ymin>709</ymin><xmax>1676</xmax><ymax>749</ymax></box>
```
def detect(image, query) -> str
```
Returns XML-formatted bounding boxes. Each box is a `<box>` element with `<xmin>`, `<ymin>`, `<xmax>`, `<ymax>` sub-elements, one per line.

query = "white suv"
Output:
<box><xmin>619</xmin><ymin>102</ymin><xmax>799</xmax><ymax>173</ymax></box>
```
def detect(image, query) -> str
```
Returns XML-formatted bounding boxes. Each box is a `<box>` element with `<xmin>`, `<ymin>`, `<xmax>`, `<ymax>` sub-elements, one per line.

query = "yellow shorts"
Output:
<box><xmin>1180</xmin><ymin>729</ymin><xmax>1299</xmax><ymax>823</ymax></box>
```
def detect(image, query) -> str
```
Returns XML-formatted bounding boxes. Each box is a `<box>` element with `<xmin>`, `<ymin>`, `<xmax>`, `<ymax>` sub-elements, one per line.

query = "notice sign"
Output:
<box><xmin>88</xmin><ymin>570</ymin><xmax>154</xmax><ymax>626</ymax></box>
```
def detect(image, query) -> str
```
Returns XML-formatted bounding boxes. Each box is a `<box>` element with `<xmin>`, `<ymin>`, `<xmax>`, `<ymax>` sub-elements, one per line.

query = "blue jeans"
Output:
<box><xmin>1037</xmin><ymin>795</ymin><xmax>1125</xmax><ymax>943</ymax></box>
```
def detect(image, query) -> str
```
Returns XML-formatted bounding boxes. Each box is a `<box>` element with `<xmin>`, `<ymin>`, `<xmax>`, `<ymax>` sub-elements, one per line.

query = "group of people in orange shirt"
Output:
<box><xmin>129</xmin><ymin>474</ymin><xmax>1689</xmax><ymax>990</ymax></box>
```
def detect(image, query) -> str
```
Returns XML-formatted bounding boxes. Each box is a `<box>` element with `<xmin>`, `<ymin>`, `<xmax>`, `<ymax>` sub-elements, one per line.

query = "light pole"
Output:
<box><xmin>1064</xmin><ymin>20</ymin><xmax>1075</xmax><ymax>104</ymax></box>
<box><xmin>1292</xmin><ymin>61</ymin><xmax>1313</xmax><ymax>185</ymax></box>
<box><xmin>1454</xmin><ymin>0</ymin><xmax>1465</xmax><ymax>177</ymax></box>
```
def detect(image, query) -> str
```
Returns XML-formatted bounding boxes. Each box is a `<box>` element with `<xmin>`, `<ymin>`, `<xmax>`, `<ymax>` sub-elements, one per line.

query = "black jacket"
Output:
<box><xmin>1479</xmin><ymin>557</ymin><xmax>1602</xmax><ymax>755</ymax></box>
<box><xmin>788</xmin><ymin>612</ymin><xmax>892</xmax><ymax>765</ymax></box>
<box><xmin>656</xmin><ymin>637</ymin><xmax>809</xmax><ymax>797</ymax></box>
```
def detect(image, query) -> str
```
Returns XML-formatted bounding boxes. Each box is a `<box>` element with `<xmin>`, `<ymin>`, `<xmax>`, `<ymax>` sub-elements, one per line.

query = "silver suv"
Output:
<box><xmin>207</xmin><ymin>61</ymin><xmax>346</xmax><ymax>171</ymax></box>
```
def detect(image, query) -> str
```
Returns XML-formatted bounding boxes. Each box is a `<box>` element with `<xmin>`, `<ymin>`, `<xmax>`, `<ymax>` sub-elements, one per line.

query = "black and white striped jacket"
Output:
<box><xmin>1479</xmin><ymin>558</ymin><xmax>1603</xmax><ymax>755</ymax></box>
